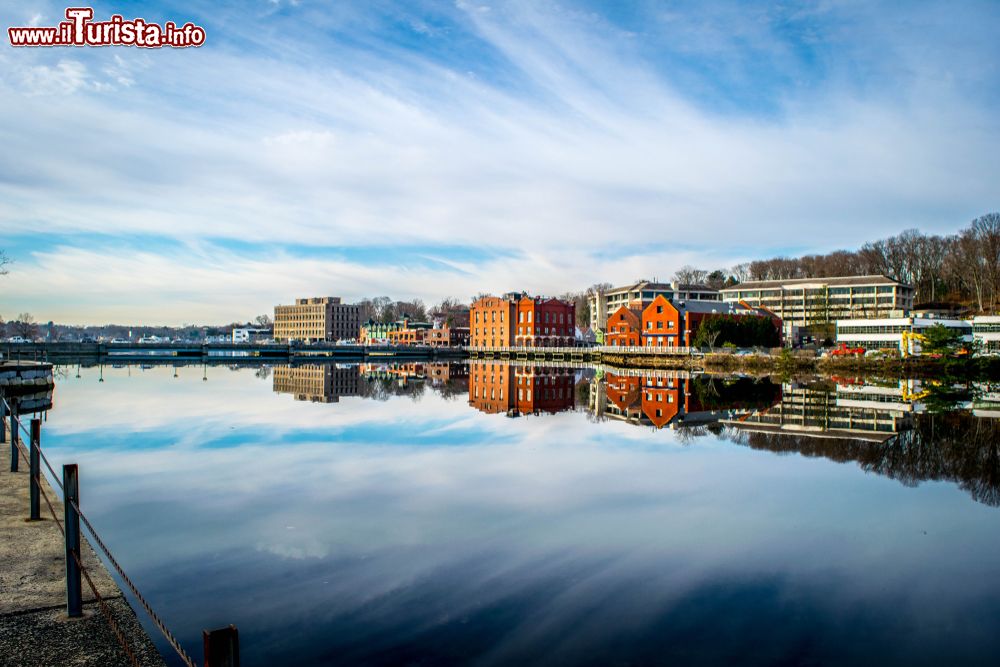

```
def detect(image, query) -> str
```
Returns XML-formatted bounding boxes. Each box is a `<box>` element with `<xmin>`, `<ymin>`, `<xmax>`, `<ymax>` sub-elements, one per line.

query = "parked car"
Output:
<box><xmin>109</xmin><ymin>338</ymin><xmax>129</xmax><ymax>344</ymax></box>
<box><xmin>7</xmin><ymin>336</ymin><xmax>26</xmax><ymax>343</ymax></box>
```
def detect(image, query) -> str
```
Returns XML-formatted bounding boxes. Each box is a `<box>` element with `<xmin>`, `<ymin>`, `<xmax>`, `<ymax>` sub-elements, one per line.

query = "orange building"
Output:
<box><xmin>604</xmin><ymin>307</ymin><xmax>643</xmax><ymax>346</ymax></box>
<box><xmin>470</xmin><ymin>296</ymin><xmax>516</xmax><ymax>348</ymax></box>
<box><xmin>605</xmin><ymin>295</ymin><xmax>781</xmax><ymax>348</ymax></box>
<box><xmin>471</xmin><ymin>293</ymin><xmax>575</xmax><ymax>348</ymax></box>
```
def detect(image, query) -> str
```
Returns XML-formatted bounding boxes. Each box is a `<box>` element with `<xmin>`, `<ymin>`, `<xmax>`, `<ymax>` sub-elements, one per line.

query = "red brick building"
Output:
<box><xmin>605</xmin><ymin>295</ymin><xmax>781</xmax><ymax>348</ymax></box>
<box><xmin>471</xmin><ymin>293</ymin><xmax>575</xmax><ymax>348</ymax></box>
<box><xmin>514</xmin><ymin>296</ymin><xmax>575</xmax><ymax>347</ymax></box>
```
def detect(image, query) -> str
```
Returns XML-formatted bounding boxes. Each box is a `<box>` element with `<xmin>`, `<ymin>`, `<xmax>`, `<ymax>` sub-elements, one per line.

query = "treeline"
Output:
<box><xmin>690</xmin><ymin>315</ymin><xmax>781</xmax><ymax>348</ymax></box>
<box><xmin>357</xmin><ymin>296</ymin><xmax>470</xmax><ymax>325</ymax></box>
<box><xmin>740</xmin><ymin>212</ymin><xmax>1000</xmax><ymax>309</ymax></box>
<box><xmin>570</xmin><ymin>212</ymin><xmax>1000</xmax><ymax>327</ymax></box>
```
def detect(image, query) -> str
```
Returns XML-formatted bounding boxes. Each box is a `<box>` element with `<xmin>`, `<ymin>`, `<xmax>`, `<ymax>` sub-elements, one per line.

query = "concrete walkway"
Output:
<box><xmin>0</xmin><ymin>426</ymin><xmax>165</xmax><ymax>667</ymax></box>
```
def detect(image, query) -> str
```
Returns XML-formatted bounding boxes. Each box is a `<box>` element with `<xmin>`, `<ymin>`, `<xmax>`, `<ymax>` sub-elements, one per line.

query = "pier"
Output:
<box><xmin>3</xmin><ymin>341</ymin><xmax>467</xmax><ymax>364</ymax></box>
<box><xmin>0</xmin><ymin>399</ymin><xmax>164</xmax><ymax>666</ymax></box>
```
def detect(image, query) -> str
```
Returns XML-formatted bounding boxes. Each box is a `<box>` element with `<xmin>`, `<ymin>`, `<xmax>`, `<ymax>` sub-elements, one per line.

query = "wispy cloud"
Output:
<box><xmin>1</xmin><ymin>0</ymin><xmax>998</xmax><ymax>323</ymax></box>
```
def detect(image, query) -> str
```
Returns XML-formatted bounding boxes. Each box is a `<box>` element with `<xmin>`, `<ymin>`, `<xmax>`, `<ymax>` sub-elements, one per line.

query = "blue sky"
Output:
<box><xmin>1</xmin><ymin>0</ymin><xmax>999</xmax><ymax>324</ymax></box>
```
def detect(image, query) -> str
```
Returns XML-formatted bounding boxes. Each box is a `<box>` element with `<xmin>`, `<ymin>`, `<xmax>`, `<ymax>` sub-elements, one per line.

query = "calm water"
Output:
<box><xmin>27</xmin><ymin>362</ymin><xmax>1000</xmax><ymax>665</ymax></box>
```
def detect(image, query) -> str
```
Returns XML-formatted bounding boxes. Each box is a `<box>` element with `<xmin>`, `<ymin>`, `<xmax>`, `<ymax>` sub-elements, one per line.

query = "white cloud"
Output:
<box><xmin>0</xmin><ymin>1</ymin><xmax>998</xmax><ymax>323</ymax></box>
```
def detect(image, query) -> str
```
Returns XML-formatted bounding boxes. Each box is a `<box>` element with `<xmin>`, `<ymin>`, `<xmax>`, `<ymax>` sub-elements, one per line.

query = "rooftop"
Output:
<box><xmin>604</xmin><ymin>280</ymin><xmax>719</xmax><ymax>295</ymax></box>
<box><xmin>719</xmin><ymin>275</ymin><xmax>908</xmax><ymax>291</ymax></box>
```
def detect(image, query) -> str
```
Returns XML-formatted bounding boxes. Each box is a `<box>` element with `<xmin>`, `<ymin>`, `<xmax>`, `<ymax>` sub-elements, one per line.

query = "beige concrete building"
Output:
<box><xmin>272</xmin><ymin>364</ymin><xmax>361</xmax><ymax>402</ymax></box>
<box><xmin>273</xmin><ymin>297</ymin><xmax>361</xmax><ymax>343</ymax></box>
<box><xmin>720</xmin><ymin>275</ymin><xmax>914</xmax><ymax>341</ymax></box>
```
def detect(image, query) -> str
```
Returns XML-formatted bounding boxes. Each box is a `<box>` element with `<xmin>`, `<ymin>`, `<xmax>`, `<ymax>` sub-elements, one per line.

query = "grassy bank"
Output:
<box><xmin>599</xmin><ymin>350</ymin><xmax>1000</xmax><ymax>379</ymax></box>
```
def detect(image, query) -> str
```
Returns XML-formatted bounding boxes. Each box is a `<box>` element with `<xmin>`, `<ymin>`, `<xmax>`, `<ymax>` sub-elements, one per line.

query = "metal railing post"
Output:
<box><xmin>10</xmin><ymin>402</ymin><xmax>19</xmax><ymax>473</ymax></box>
<box><xmin>204</xmin><ymin>624</ymin><xmax>240</xmax><ymax>667</ymax></box>
<box><xmin>29</xmin><ymin>419</ymin><xmax>41</xmax><ymax>521</ymax></box>
<box><xmin>63</xmin><ymin>464</ymin><xmax>82</xmax><ymax>617</ymax></box>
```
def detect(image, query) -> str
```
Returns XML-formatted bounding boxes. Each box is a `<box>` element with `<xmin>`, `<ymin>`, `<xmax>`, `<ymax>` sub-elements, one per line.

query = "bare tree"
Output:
<box><xmin>673</xmin><ymin>265</ymin><xmax>708</xmax><ymax>285</ymax></box>
<box><xmin>731</xmin><ymin>263</ymin><xmax>751</xmax><ymax>283</ymax></box>
<box><xmin>0</xmin><ymin>250</ymin><xmax>9</xmax><ymax>276</ymax></box>
<box><xmin>254</xmin><ymin>314</ymin><xmax>273</xmax><ymax>327</ymax></box>
<box><xmin>12</xmin><ymin>313</ymin><xmax>38</xmax><ymax>340</ymax></box>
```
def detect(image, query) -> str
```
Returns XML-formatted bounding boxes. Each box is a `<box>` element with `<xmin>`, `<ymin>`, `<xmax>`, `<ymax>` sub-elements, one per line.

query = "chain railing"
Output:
<box><xmin>2</xmin><ymin>395</ymin><xmax>233</xmax><ymax>667</ymax></box>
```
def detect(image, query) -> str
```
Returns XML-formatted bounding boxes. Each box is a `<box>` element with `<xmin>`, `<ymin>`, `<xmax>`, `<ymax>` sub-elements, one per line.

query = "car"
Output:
<box><xmin>7</xmin><ymin>336</ymin><xmax>26</xmax><ymax>343</ymax></box>
<box><xmin>109</xmin><ymin>338</ymin><xmax>129</xmax><ymax>344</ymax></box>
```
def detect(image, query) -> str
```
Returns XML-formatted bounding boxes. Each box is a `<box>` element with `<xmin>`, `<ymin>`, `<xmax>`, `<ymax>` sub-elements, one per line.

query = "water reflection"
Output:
<box><xmin>26</xmin><ymin>361</ymin><xmax>1000</xmax><ymax>666</ymax></box>
<box><xmin>262</xmin><ymin>362</ymin><xmax>1000</xmax><ymax>508</ymax></box>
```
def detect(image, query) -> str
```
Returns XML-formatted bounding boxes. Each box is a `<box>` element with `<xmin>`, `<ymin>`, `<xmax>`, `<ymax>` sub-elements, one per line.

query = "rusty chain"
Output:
<box><xmin>3</xmin><ymin>397</ymin><xmax>196</xmax><ymax>667</ymax></box>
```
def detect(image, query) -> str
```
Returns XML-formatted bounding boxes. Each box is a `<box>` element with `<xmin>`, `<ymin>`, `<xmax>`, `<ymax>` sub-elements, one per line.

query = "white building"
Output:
<box><xmin>970</xmin><ymin>316</ymin><xmax>1000</xmax><ymax>355</ymax></box>
<box><xmin>588</xmin><ymin>280</ymin><xmax>719</xmax><ymax>332</ymax></box>
<box><xmin>721</xmin><ymin>275</ymin><xmax>914</xmax><ymax>342</ymax></box>
<box><xmin>232</xmin><ymin>327</ymin><xmax>273</xmax><ymax>344</ymax></box>
<box><xmin>835</xmin><ymin>317</ymin><xmax>972</xmax><ymax>355</ymax></box>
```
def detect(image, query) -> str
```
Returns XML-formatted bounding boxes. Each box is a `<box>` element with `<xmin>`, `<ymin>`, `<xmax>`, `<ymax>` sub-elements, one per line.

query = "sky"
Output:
<box><xmin>1</xmin><ymin>0</ymin><xmax>999</xmax><ymax>325</ymax></box>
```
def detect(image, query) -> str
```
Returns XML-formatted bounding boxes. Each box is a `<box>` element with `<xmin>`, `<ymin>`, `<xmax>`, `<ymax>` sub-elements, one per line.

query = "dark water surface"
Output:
<box><xmin>34</xmin><ymin>362</ymin><xmax>1000</xmax><ymax>666</ymax></box>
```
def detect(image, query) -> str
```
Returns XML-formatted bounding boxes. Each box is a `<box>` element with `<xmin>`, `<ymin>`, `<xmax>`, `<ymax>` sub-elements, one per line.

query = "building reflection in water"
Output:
<box><xmin>273</xmin><ymin>363</ymin><xmax>471</xmax><ymax>404</ymax></box>
<box><xmin>591</xmin><ymin>371</ymin><xmax>783</xmax><ymax>430</ymax></box>
<box><xmin>468</xmin><ymin>361</ymin><xmax>576</xmax><ymax>416</ymax></box>
<box><xmin>272</xmin><ymin>364</ymin><xmax>362</xmax><ymax>403</ymax></box>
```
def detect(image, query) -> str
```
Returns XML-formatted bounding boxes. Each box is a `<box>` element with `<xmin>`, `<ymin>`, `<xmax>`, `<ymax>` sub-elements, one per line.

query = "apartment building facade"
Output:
<box><xmin>273</xmin><ymin>297</ymin><xmax>361</xmax><ymax>343</ymax></box>
<box><xmin>588</xmin><ymin>281</ymin><xmax>720</xmax><ymax>332</ymax></box>
<box><xmin>470</xmin><ymin>293</ymin><xmax>575</xmax><ymax>348</ymax></box>
<box><xmin>720</xmin><ymin>275</ymin><xmax>914</xmax><ymax>340</ymax></box>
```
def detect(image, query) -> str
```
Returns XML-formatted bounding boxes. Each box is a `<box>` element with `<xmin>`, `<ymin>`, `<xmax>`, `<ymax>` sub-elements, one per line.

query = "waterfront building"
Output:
<box><xmin>835</xmin><ymin>317</ymin><xmax>972</xmax><ymax>355</ymax></box>
<box><xmin>426</xmin><ymin>326</ymin><xmax>470</xmax><ymax>347</ymax></box>
<box><xmin>604</xmin><ymin>307</ymin><xmax>643</xmax><ymax>347</ymax></box>
<box><xmin>386</xmin><ymin>319</ymin><xmax>433</xmax><ymax>345</ymax></box>
<box><xmin>588</xmin><ymin>281</ymin><xmax>720</xmax><ymax>333</ymax></box>
<box><xmin>272</xmin><ymin>364</ymin><xmax>361</xmax><ymax>403</ymax></box>
<box><xmin>274</xmin><ymin>297</ymin><xmax>361</xmax><ymax>343</ymax></box>
<box><xmin>360</xmin><ymin>319</ymin><xmax>403</xmax><ymax>344</ymax></box>
<box><xmin>605</xmin><ymin>296</ymin><xmax>781</xmax><ymax>348</ymax></box>
<box><xmin>231</xmin><ymin>327</ymin><xmax>272</xmax><ymax>344</ymax></box>
<box><xmin>575</xmin><ymin>326</ymin><xmax>597</xmax><ymax>345</ymax></box>
<box><xmin>970</xmin><ymin>316</ymin><xmax>1000</xmax><ymax>355</ymax></box>
<box><xmin>470</xmin><ymin>293</ymin><xmax>575</xmax><ymax>348</ymax></box>
<box><xmin>720</xmin><ymin>275</ymin><xmax>914</xmax><ymax>341</ymax></box>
